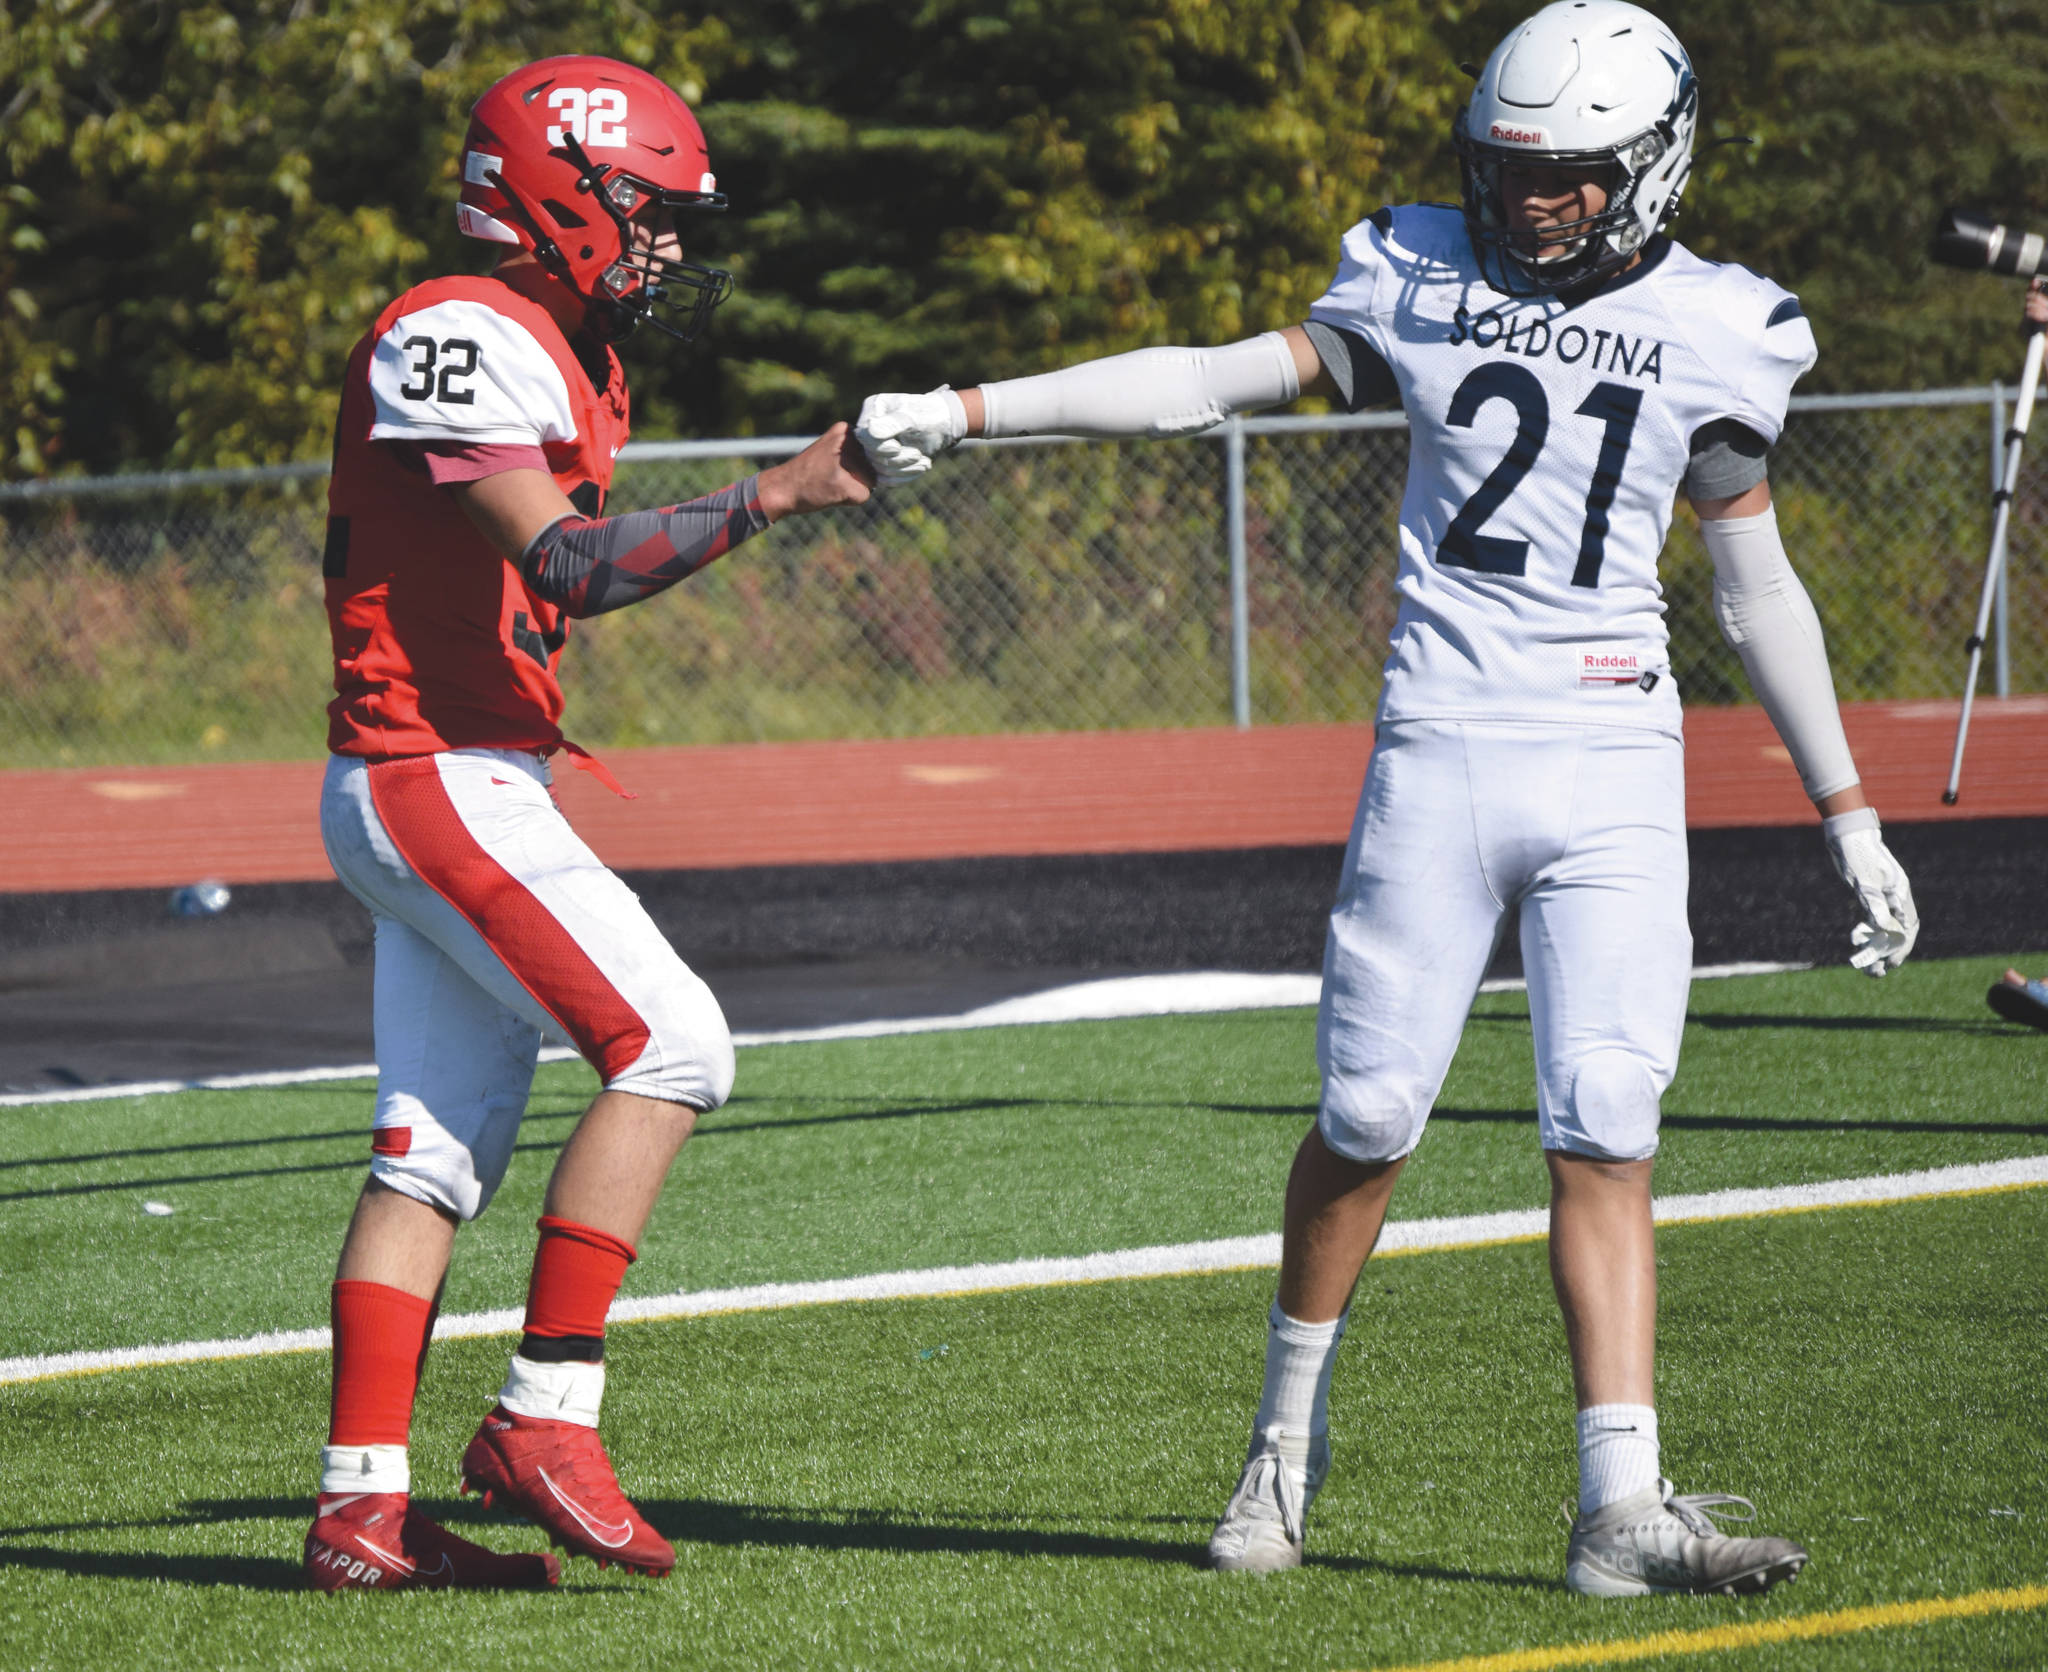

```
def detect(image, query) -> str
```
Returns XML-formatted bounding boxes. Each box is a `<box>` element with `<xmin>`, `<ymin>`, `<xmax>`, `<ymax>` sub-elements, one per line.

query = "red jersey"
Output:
<box><xmin>323</xmin><ymin>275</ymin><xmax>630</xmax><ymax>756</ymax></box>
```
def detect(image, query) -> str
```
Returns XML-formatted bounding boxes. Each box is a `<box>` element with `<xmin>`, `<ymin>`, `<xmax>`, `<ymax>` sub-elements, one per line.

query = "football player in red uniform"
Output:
<box><xmin>307</xmin><ymin>56</ymin><xmax>872</xmax><ymax>1592</ymax></box>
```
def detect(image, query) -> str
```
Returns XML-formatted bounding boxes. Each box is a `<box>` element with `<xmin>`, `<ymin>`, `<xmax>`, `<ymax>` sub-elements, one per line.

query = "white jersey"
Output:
<box><xmin>1307</xmin><ymin>203</ymin><xmax>1816</xmax><ymax>737</ymax></box>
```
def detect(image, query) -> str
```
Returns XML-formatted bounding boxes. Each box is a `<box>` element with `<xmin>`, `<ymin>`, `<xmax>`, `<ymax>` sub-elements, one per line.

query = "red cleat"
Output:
<box><xmin>304</xmin><ymin>1491</ymin><xmax>560</xmax><ymax>1592</ymax></box>
<box><xmin>460</xmin><ymin>1405</ymin><xmax>676</xmax><ymax>1576</ymax></box>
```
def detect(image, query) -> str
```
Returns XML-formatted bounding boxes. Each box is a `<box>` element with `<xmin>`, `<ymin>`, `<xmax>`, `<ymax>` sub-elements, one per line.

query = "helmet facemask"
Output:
<box><xmin>1454</xmin><ymin>115</ymin><xmax>1688</xmax><ymax>297</ymax></box>
<box><xmin>489</xmin><ymin>132</ymin><xmax>734</xmax><ymax>343</ymax></box>
<box><xmin>1451</xmin><ymin>1</ymin><xmax>1701</xmax><ymax>299</ymax></box>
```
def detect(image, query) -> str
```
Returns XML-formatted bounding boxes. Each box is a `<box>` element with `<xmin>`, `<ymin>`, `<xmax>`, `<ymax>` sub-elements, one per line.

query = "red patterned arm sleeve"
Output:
<box><xmin>520</xmin><ymin>476</ymin><xmax>771</xmax><ymax>618</ymax></box>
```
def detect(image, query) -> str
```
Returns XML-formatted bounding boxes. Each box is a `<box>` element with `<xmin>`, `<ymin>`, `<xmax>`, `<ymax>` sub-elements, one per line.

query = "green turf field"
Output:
<box><xmin>1</xmin><ymin>955</ymin><xmax>2044</xmax><ymax>1670</ymax></box>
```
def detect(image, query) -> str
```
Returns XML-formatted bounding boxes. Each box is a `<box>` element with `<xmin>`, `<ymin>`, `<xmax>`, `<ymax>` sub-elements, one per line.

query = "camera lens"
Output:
<box><xmin>1932</xmin><ymin>208</ymin><xmax>2048</xmax><ymax>279</ymax></box>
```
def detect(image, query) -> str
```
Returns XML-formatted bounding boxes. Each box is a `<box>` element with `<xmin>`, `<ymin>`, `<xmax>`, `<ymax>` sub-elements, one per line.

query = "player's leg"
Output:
<box><xmin>307</xmin><ymin>882</ymin><xmax>558</xmax><ymax>1591</ymax></box>
<box><xmin>1525</xmin><ymin>730</ymin><xmax>1805</xmax><ymax>1596</ymax></box>
<box><xmin>1212</xmin><ymin>722</ymin><xmax>1506</xmax><ymax>1572</ymax></box>
<box><xmin>347</xmin><ymin>748</ymin><xmax>732</xmax><ymax>1576</ymax></box>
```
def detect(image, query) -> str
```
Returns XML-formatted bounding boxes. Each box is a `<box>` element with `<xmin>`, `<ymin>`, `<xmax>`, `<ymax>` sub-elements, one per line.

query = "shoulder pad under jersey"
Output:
<box><xmin>366</xmin><ymin>290</ymin><xmax>579</xmax><ymax>447</ymax></box>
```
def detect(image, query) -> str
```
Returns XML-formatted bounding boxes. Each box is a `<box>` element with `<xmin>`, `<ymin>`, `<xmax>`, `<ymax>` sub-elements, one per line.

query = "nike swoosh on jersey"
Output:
<box><xmin>538</xmin><ymin>1467</ymin><xmax>635</xmax><ymax>1547</ymax></box>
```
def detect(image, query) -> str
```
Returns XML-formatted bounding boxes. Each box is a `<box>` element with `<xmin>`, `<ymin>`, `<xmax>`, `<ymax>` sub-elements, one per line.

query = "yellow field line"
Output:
<box><xmin>1356</xmin><ymin>1583</ymin><xmax>2048</xmax><ymax>1672</ymax></box>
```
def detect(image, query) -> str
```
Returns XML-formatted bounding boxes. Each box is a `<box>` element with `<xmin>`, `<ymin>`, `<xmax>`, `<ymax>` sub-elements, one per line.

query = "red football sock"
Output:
<box><xmin>520</xmin><ymin>1215</ymin><xmax>637</xmax><ymax>1357</ymax></box>
<box><xmin>327</xmin><ymin>1280</ymin><xmax>436</xmax><ymax>1449</ymax></box>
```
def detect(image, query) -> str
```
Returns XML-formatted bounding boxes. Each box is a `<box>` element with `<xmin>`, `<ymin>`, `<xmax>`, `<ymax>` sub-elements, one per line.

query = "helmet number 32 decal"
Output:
<box><xmin>546</xmin><ymin>88</ymin><xmax>629</xmax><ymax>150</ymax></box>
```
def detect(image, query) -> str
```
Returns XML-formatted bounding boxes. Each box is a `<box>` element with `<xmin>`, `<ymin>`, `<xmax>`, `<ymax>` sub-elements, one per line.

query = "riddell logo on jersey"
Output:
<box><xmin>1489</xmin><ymin>122</ymin><xmax>1549</xmax><ymax>145</ymax></box>
<box><xmin>1579</xmin><ymin>651</ymin><xmax>1643</xmax><ymax>686</ymax></box>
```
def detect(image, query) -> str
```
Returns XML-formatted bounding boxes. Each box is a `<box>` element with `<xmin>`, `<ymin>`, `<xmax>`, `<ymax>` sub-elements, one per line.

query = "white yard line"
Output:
<box><xmin>0</xmin><ymin>962</ymin><xmax>1806</xmax><ymax>1110</ymax></box>
<box><xmin>3</xmin><ymin>1151</ymin><xmax>2039</xmax><ymax>1389</ymax></box>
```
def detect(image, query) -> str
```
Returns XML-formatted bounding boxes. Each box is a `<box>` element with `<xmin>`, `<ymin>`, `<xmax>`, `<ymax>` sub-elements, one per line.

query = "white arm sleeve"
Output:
<box><xmin>978</xmin><ymin>332</ymin><xmax>1300</xmax><ymax>441</ymax></box>
<box><xmin>1701</xmin><ymin>506</ymin><xmax>1860</xmax><ymax>802</ymax></box>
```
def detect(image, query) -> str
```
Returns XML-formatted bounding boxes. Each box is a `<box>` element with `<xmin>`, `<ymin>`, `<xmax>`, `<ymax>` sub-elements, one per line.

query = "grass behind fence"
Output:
<box><xmin>0</xmin><ymin>409</ymin><xmax>2037</xmax><ymax>771</ymax></box>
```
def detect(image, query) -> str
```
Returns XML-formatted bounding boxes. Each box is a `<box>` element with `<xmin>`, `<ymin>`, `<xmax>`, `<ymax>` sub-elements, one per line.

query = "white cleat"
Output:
<box><xmin>1207</xmin><ymin>1425</ymin><xmax>1330</xmax><ymax>1573</ymax></box>
<box><xmin>1564</xmin><ymin>1479</ymin><xmax>1809</xmax><ymax>1597</ymax></box>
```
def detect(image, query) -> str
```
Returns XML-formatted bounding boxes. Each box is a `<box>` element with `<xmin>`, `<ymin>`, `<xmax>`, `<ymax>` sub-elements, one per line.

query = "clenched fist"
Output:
<box><xmin>856</xmin><ymin>388</ymin><xmax>970</xmax><ymax>486</ymax></box>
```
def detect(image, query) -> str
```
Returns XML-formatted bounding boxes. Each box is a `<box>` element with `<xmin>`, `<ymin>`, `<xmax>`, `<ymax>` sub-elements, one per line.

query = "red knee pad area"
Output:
<box><xmin>328</xmin><ymin>1280</ymin><xmax>436</xmax><ymax>1448</ymax></box>
<box><xmin>522</xmin><ymin>1215</ymin><xmax>637</xmax><ymax>1341</ymax></box>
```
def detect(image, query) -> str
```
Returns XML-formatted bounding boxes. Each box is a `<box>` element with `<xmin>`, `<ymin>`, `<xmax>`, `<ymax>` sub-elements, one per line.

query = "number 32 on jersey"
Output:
<box><xmin>1438</xmin><ymin>363</ymin><xmax>1642</xmax><ymax>589</ymax></box>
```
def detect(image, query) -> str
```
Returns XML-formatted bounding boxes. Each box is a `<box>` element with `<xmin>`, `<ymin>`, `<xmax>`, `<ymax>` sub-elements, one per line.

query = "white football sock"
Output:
<box><xmin>1252</xmin><ymin>1301</ymin><xmax>1347</xmax><ymax>1451</ymax></box>
<box><xmin>319</xmin><ymin>1442</ymin><xmax>409</xmax><ymax>1496</ymax></box>
<box><xmin>1577</xmin><ymin>1403</ymin><xmax>1660</xmax><ymax>1514</ymax></box>
<box><xmin>498</xmin><ymin>1353</ymin><xmax>606</xmax><ymax>1427</ymax></box>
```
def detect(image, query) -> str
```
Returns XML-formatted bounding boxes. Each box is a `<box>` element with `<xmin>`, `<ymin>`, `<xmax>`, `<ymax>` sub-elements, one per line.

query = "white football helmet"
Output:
<box><xmin>1453</xmin><ymin>1</ymin><xmax>1699</xmax><ymax>295</ymax></box>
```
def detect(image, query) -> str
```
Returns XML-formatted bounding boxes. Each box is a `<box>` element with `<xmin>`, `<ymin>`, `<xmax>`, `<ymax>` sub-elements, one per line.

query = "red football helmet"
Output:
<box><xmin>457</xmin><ymin>56</ymin><xmax>732</xmax><ymax>341</ymax></box>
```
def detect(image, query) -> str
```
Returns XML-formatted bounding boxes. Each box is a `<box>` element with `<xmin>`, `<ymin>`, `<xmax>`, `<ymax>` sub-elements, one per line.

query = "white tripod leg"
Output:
<box><xmin>1944</xmin><ymin>328</ymin><xmax>2046</xmax><ymax>803</ymax></box>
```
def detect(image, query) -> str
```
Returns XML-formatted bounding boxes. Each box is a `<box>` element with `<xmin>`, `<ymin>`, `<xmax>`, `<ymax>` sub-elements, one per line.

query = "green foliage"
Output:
<box><xmin>0</xmin><ymin>0</ymin><xmax>731</xmax><ymax>476</ymax></box>
<box><xmin>9</xmin><ymin>0</ymin><xmax>2045</xmax><ymax>482</ymax></box>
<box><xmin>1668</xmin><ymin>1</ymin><xmax>2048</xmax><ymax>395</ymax></box>
<box><xmin>679</xmin><ymin>0</ymin><xmax>1459</xmax><ymax>435</ymax></box>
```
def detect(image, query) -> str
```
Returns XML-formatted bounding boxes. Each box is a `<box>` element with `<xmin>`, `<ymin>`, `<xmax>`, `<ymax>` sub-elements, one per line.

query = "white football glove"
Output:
<box><xmin>856</xmin><ymin>387</ymin><xmax>969</xmax><ymax>486</ymax></box>
<box><xmin>1821</xmin><ymin>807</ymin><xmax>1919</xmax><ymax>977</ymax></box>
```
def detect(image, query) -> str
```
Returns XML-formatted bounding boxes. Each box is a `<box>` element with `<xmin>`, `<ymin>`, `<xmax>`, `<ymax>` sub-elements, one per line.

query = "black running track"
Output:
<box><xmin>0</xmin><ymin>818</ymin><xmax>2040</xmax><ymax>1097</ymax></box>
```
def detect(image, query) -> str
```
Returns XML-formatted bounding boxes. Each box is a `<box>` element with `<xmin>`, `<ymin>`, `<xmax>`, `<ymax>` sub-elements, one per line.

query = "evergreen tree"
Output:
<box><xmin>2</xmin><ymin>0</ymin><xmax>2045</xmax><ymax>478</ymax></box>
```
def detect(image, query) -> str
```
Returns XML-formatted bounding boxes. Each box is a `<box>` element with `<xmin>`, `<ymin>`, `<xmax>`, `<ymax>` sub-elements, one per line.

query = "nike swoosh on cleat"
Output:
<box><xmin>352</xmin><ymin>1534</ymin><xmax>417</xmax><ymax>1575</ymax></box>
<box><xmin>537</xmin><ymin>1467</ymin><xmax>635</xmax><ymax>1548</ymax></box>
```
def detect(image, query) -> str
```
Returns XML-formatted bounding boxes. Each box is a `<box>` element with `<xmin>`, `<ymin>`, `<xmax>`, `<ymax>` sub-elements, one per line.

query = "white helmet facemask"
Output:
<box><xmin>1453</xmin><ymin>0</ymin><xmax>1699</xmax><ymax>296</ymax></box>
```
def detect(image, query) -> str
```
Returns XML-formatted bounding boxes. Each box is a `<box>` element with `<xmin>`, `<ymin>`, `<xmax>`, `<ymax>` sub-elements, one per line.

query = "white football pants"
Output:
<box><xmin>321</xmin><ymin>749</ymin><xmax>734</xmax><ymax>1221</ymax></box>
<box><xmin>1316</xmin><ymin>720</ymin><xmax>1690</xmax><ymax>1164</ymax></box>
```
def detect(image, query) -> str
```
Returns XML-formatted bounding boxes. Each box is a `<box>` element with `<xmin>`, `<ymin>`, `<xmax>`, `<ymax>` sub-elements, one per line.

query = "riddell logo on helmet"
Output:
<box><xmin>1490</xmin><ymin>122</ymin><xmax>1550</xmax><ymax>146</ymax></box>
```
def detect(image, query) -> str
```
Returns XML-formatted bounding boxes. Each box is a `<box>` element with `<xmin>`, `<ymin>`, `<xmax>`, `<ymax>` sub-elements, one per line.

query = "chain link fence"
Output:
<box><xmin>0</xmin><ymin>390</ymin><xmax>2038</xmax><ymax>770</ymax></box>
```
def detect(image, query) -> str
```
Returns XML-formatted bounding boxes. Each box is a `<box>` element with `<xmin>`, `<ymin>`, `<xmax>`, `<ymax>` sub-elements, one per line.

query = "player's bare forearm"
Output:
<box><xmin>1686</xmin><ymin>479</ymin><xmax>1771</xmax><ymax>522</ymax></box>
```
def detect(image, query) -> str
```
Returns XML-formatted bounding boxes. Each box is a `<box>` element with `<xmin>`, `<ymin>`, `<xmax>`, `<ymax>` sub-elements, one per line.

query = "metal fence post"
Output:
<box><xmin>1992</xmin><ymin>380</ymin><xmax>2012</xmax><ymax>698</ymax></box>
<box><xmin>1225</xmin><ymin>417</ymin><xmax>1251</xmax><ymax>728</ymax></box>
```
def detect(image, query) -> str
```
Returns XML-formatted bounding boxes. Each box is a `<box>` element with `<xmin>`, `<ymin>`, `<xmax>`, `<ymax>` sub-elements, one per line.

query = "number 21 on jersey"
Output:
<box><xmin>1437</xmin><ymin>362</ymin><xmax>1643</xmax><ymax>589</ymax></box>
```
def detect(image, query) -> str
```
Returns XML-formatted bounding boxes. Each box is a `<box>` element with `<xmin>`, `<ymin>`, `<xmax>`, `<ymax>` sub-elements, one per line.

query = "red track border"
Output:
<box><xmin>4</xmin><ymin>698</ymin><xmax>2042</xmax><ymax>895</ymax></box>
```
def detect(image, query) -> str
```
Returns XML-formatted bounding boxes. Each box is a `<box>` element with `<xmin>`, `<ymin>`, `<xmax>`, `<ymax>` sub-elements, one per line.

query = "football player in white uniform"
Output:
<box><xmin>856</xmin><ymin>1</ymin><xmax>1917</xmax><ymax>1596</ymax></box>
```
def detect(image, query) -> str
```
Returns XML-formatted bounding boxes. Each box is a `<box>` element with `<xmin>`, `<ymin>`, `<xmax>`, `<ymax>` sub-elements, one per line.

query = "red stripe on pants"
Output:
<box><xmin>367</xmin><ymin>755</ymin><xmax>651</xmax><ymax>1082</ymax></box>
